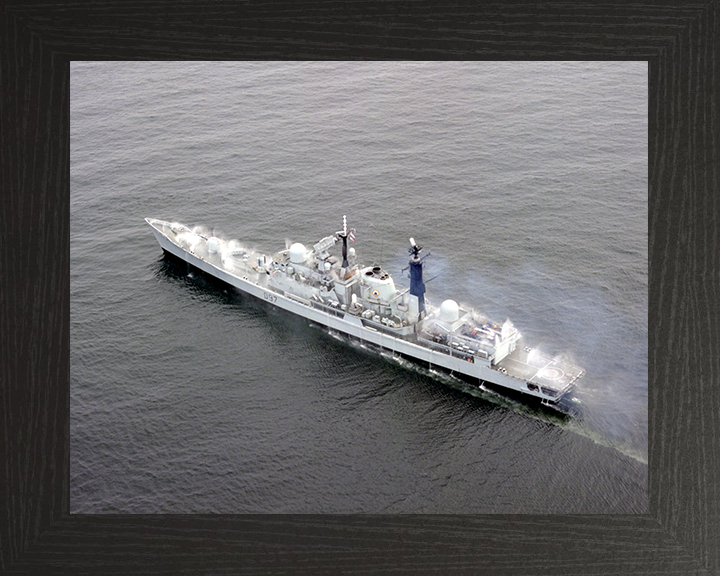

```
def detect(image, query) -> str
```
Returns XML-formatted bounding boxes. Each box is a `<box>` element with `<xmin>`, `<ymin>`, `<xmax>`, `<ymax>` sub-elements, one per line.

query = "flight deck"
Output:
<box><xmin>495</xmin><ymin>341</ymin><xmax>583</xmax><ymax>398</ymax></box>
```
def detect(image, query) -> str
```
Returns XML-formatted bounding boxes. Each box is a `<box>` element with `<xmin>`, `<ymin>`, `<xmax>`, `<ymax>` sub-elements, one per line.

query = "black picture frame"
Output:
<box><xmin>2</xmin><ymin>2</ymin><xmax>717</xmax><ymax>574</ymax></box>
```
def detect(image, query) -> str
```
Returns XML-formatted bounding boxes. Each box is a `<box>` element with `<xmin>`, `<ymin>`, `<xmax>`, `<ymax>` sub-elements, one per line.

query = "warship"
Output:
<box><xmin>146</xmin><ymin>216</ymin><xmax>583</xmax><ymax>406</ymax></box>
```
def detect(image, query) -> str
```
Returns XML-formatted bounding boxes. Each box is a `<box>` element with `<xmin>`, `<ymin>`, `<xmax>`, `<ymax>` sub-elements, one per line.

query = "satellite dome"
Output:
<box><xmin>289</xmin><ymin>242</ymin><xmax>307</xmax><ymax>264</ymax></box>
<box><xmin>439</xmin><ymin>299</ymin><xmax>460</xmax><ymax>323</ymax></box>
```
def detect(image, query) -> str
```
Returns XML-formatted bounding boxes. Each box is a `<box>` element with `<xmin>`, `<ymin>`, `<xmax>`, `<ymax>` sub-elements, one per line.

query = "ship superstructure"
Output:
<box><xmin>146</xmin><ymin>216</ymin><xmax>583</xmax><ymax>405</ymax></box>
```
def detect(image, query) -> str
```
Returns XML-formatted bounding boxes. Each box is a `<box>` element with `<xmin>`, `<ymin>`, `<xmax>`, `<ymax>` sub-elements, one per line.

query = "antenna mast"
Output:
<box><xmin>408</xmin><ymin>237</ymin><xmax>427</xmax><ymax>319</ymax></box>
<box><xmin>335</xmin><ymin>215</ymin><xmax>355</xmax><ymax>269</ymax></box>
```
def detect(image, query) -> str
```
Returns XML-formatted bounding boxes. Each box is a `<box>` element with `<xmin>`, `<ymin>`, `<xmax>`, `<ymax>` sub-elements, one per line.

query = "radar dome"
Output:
<box><xmin>289</xmin><ymin>242</ymin><xmax>307</xmax><ymax>264</ymax></box>
<box><xmin>439</xmin><ymin>299</ymin><xmax>460</xmax><ymax>323</ymax></box>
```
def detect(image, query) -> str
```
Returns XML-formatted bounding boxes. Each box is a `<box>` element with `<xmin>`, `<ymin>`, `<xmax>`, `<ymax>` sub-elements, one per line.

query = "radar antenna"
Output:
<box><xmin>408</xmin><ymin>237</ymin><xmax>422</xmax><ymax>258</ymax></box>
<box><xmin>402</xmin><ymin>237</ymin><xmax>430</xmax><ymax>273</ymax></box>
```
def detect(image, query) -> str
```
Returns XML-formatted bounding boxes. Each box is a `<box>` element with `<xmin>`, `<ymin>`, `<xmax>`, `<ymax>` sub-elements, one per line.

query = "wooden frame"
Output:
<box><xmin>1</xmin><ymin>2</ymin><xmax>717</xmax><ymax>573</ymax></box>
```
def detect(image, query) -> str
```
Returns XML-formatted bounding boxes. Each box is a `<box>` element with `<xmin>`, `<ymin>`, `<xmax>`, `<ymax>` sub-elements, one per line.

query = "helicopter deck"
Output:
<box><xmin>496</xmin><ymin>343</ymin><xmax>583</xmax><ymax>397</ymax></box>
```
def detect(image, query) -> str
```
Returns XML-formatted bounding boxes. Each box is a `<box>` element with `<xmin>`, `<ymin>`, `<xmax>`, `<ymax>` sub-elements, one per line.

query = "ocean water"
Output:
<box><xmin>70</xmin><ymin>61</ymin><xmax>648</xmax><ymax>513</ymax></box>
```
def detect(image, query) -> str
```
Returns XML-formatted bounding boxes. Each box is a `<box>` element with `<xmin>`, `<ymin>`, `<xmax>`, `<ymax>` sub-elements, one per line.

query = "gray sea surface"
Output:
<box><xmin>71</xmin><ymin>61</ymin><xmax>648</xmax><ymax>513</ymax></box>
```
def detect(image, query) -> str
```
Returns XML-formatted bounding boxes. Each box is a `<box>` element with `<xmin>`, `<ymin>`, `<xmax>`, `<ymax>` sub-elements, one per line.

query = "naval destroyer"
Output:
<box><xmin>146</xmin><ymin>216</ymin><xmax>583</xmax><ymax>406</ymax></box>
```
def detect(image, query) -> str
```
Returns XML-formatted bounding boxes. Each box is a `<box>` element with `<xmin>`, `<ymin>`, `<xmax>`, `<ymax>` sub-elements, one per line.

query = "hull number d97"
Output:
<box><xmin>263</xmin><ymin>292</ymin><xmax>277</xmax><ymax>303</ymax></box>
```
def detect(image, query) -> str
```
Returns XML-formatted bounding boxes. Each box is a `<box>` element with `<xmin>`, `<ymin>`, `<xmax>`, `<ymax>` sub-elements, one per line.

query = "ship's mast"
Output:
<box><xmin>335</xmin><ymin>215</ymin><xmax>355</xmax><ymax>269</ymax></box>
<box><xmin>408</xmin><ymin>237</ymin><xmax>426</xmax><ymax>319</ymax></box>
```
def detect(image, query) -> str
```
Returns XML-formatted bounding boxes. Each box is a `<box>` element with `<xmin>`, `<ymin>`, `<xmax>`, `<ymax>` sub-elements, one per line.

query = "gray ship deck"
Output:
<box><xmin>496</xmin><ymin>343</ymin><xmax>583</xmax><ymax>394</ymax></box>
